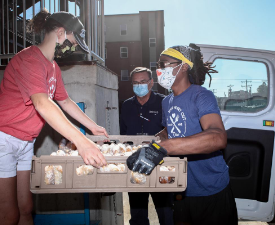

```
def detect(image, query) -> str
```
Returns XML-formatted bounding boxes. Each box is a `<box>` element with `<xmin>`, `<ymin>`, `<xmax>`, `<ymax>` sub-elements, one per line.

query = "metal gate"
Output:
<box><xmin>0</xmin><ymin>0</ymin><xmax>105</xmax><ymax>65</ymax></box>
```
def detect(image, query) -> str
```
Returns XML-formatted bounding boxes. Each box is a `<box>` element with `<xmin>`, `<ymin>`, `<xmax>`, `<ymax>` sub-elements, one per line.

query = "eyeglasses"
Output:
<box><xmin>132</xmin><ymin>79</ymin><xmax>151</xmax><ymax>85</ymax></box>
<box><xmin>157</xmin><ymin>61</ymin><xmax>181</xmax><ymax>69</ymax></box>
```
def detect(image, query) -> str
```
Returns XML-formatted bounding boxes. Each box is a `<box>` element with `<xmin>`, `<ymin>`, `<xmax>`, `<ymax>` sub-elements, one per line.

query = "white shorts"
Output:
<box><xmin>0</xmin><ymin>131</ymin><xmax>35</xmax><ymax>178</ymax></box>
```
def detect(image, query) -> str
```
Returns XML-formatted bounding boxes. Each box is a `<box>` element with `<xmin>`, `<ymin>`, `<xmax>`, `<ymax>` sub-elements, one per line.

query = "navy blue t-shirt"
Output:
<box><xmin>120</xmin><ymin>92</ymin><xmax>165</xmax><ymax>135</ymax></box>
<box><xmin>162</xmin><ymin>84</ymin><xmax>229</xmax><ymax>196</ymax></box>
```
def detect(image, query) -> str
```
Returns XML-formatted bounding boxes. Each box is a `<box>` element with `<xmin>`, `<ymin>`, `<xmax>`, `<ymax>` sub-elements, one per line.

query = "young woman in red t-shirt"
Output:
<box><xmin>0</xmin><ymin>10</ymin><xmax>108</xmax><ymax>225</ymax></box>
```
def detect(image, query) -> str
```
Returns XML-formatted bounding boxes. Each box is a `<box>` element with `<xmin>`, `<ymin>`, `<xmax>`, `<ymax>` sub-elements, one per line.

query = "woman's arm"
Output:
<box><xmin>31</xmin><ymin>93</ymin><xmax>107</xmax><ymax>167</ymax></box>
<box><xmin>160</xmin><ymin>113</ymin><xmax>227</xmax><ymax>155</ymax></box>
<box><xmin>57</xmin><ymin>97</ymin><xmax>108</xmax><ymax>137</ymax></box>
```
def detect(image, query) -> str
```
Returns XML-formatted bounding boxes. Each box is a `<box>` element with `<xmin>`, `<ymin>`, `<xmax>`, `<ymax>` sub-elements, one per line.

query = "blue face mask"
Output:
<box><xmin>133</xmin><ymin>84</ymin><xmax>149</xmax><ymax>97</ymax></box>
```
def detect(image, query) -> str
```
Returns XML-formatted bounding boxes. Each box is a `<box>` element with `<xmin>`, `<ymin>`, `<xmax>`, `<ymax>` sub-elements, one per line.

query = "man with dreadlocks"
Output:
<box><xmin>127</xmin><ymin>44</ymin><xmax>238</xmax><ymax>225</ymax></box>
<box><xmin>157</xmin><ymin>44</ymin><xmax>238</xmax><ymax>225</ymax></box>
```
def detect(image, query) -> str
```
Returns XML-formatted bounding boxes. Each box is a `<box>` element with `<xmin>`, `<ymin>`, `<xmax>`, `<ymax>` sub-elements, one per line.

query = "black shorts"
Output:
<box><xmin>174</xmin><ymin>184</ymin><xmax>238</xmax><ymax>225</ymax></box>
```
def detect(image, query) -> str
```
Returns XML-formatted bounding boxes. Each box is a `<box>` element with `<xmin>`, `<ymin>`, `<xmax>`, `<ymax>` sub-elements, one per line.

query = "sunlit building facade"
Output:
<box><xmin>105</xmin><ymin>10</ymin><xmax>166</xmax><ymax>104</ymax></box>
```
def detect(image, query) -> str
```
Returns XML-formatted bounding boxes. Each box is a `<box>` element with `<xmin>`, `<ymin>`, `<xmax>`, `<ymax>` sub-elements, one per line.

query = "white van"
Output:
<box><xmin>199</xmin><ymin>44</ymin><xmax>275</xmax><ymax>222</ymax></box>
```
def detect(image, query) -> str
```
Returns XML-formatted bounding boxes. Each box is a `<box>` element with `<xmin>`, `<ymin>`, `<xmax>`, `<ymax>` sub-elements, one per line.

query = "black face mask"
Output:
<box><xmin>54</xmin><ymin>39</ymin><xmax>76</xmax><ymax>58</ymax></box>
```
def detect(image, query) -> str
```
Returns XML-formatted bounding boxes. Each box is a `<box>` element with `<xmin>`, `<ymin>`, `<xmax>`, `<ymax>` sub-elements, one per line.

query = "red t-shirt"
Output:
<box><xmin>0</xmin><ymin>46</ymin><xmax>69</xmax><ymax>141</ymax></box>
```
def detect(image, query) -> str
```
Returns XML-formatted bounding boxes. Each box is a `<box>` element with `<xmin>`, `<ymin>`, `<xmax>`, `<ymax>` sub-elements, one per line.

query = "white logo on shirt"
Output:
<box><xmin>149</xmin><ymin>111</ymin><xmax>158</xmax><ymax>114</ymax></box>
<box><xmin>167</xmin><ymin>106</ymin><xmax>186</xmax><ymax>138</ymax></box>
<box><xmin>48</xmin><ymin>76</ymin><xmax>56</xmax><ymax>99</ymax></box>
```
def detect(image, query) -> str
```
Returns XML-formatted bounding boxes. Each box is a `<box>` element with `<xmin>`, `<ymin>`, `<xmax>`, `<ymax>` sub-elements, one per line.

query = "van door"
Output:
<box><xmin>199</xmin><ymin>45</ymin><xmax>275</xmax><ymax>222</ymax></box>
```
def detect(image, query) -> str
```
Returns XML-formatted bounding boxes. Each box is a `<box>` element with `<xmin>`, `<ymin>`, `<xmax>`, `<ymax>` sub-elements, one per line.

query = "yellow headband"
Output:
<box><xmin>161</xmin><ymin>48</ymin><xmax>194</xmax><ymax>69</ymax></box>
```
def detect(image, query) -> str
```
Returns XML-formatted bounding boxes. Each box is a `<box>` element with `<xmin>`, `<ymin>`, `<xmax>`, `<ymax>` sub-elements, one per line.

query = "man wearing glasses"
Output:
<box><xmin>120</xmin><ymin>67</ymin><xmax>174</xmax><ymax>225</ymax></box>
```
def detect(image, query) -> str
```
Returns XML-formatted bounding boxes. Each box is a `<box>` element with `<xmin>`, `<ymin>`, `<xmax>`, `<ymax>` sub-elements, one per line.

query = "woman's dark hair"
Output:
<box><xmin>27</xmin><ymin>9</ymin><xmax>64</xmax><ymax>34</ymax></box>
<box><xmin>188</xmin><ymin>43</ymin><xmax>217</xmax><ymax>87</ymax></box>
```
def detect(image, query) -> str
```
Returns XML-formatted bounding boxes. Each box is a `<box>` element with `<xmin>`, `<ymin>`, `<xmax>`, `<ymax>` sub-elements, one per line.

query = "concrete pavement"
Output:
<box><xmin>123</xmin><ymin>192</ymin><xmax>274</xmax><ymax>225</ymax></box>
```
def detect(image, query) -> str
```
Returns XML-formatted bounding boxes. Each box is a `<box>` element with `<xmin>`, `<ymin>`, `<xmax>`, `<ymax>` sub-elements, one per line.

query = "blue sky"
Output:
<box><xmin>203</xmin><ymin>59</ymin><xmax>267</xmax><ymax>97</ymax></box>
<box><xmin>105</xmin><ymin>0</ymin><xmax>275</xmax><ymax>51</ymax></box>
<box><xmin>23</xmin><ymin>0</ymin><xmax>271</xmax><ymax>97</ymax></box>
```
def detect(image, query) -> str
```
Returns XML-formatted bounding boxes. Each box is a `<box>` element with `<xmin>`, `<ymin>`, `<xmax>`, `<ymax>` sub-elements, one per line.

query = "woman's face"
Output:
<box><xmin>54</xmin><ymin>28</ymin><xmax>78</xmax><ymax>58</ymax></box>
<box><xmin>66</xmin><ymin>33</ymin><xmax>78</xmax><ymax>46</ymax></box>
<box><xmin>158</xmin><ymin>55</ymin><xmax>182</xmax><ymax>76</ymax></box>
<box><xmin>157</xmin><ymin>54</ymin><xmax>189</xmax><ymax>89</ymax></box>
<box><xmin>56</xmin><ymin>28</ymin><xmax>78</xmax><ymax>47</ymax></box>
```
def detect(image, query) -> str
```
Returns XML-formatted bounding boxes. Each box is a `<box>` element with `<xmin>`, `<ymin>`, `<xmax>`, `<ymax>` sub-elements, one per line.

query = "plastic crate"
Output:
<box><xmin>30</xmin><ymin>135</ymin><xmax>187</xmax><ymax>193</ymax></box>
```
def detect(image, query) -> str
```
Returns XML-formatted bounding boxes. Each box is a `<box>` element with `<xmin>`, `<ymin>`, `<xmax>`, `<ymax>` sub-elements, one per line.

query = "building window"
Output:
<box><xmin>149</xmin><ymin>38</ymin><xmax>156</xmax><ymax>47</ymax></box>
<box><xmin>202</xmin><ymin>58</ymin><xmax>268</xmax><ymax>113</ymax></box>
<box><xmin>120</xmin><ymin>47</ymin><xmax>128</xmax><ymax>58</ymax></box>
<box><xmin>120</xmin><ymin>24</ymin><xmax>127</xmax><ymax>35</ymax></box>
<box><xmin>121</xmin><ymin>70</ymin><xmax>129</xmax><ymax>81</ymax></box>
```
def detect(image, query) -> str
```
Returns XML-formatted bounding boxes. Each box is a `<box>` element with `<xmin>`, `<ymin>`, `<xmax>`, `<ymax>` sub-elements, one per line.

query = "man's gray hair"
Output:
<box><xmin>130</xmin><ymin>67</ymin><xmax>152</xmax><ymax>80</ymax></box>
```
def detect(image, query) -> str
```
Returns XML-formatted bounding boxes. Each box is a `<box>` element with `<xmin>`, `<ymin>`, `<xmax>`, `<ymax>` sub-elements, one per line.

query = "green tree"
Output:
<box><xmin>257</xmin><ymin>82</ymin><xmax>268</xmax><ymax>97</ymax></box>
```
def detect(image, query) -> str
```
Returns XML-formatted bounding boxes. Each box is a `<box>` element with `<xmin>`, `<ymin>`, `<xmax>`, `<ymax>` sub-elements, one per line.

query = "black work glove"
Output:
<box><xmin>127</xmin><ymin>140</ymin><xmax>168</xmax><ymax>175</ymax></box>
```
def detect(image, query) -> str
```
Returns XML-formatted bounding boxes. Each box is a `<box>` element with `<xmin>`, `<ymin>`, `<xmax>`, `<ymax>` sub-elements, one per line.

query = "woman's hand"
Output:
<box><xmin>90</xmin><ymin>125</ymin><xmax>109</xmax><ymax>138</ymax></box>
<box><xmin>76</xmin><ymin>137</ymin><xmax>107</xmax><ymax>168</ymax></box>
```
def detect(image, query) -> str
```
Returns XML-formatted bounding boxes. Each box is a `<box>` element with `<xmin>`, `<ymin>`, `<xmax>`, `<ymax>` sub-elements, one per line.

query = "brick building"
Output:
<box><xmin>105</xmin><ymin>10</ymin><xmax>166</xmax><ymax>105</ymax></box>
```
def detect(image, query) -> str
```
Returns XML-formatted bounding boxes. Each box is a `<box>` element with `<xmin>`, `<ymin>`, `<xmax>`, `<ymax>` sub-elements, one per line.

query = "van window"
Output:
<box><xmin>202</xmin><ymin>59</ymin><xmax>268</xmax><ymax>113</ymax></box>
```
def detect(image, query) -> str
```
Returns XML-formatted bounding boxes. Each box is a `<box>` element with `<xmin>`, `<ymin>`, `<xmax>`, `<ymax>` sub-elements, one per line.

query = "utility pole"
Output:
<box><xmin>227</xmin><ymin>85</ymin><xmax>234</xmax><ymax>98</ymax></box>
<box><xmin>241</xmin><ymin>80</ymin><xmax>252</xmax><ymax>98</ymax></box>
<box><xmin>241</xmin><ymin>80</ymin><xmax>252</xmax><ymax>92</ymax></box>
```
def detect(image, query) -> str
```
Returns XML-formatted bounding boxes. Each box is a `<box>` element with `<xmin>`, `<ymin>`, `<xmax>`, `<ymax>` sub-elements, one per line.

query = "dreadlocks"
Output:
<box><xmin>171</xmin><ymin>44</ymin><xmax>218</xmax><ymax>87</ymax></box>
